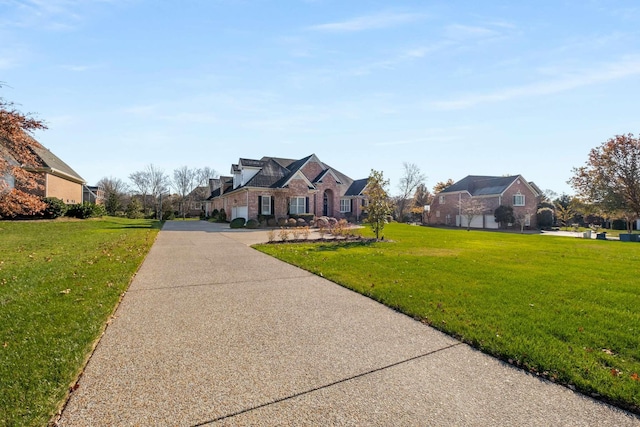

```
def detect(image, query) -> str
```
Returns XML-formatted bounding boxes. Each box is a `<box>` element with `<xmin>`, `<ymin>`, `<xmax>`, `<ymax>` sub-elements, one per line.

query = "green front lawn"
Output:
<box><xmin>256</xmin><ymin>223</ymin><xmax>640</xmax><ymax>413</ymax></box>
<box><xmin>0</xmin><ymin>217</ymin><xmax>160</xmax><ymax>427</ymax></box>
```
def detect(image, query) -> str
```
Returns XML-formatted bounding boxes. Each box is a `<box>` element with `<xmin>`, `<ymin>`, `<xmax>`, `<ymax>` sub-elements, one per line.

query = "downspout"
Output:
<box><xmin>246</xmin><ymin>188</ymin><xmax>249</xmax><ymax>219</ymax></box>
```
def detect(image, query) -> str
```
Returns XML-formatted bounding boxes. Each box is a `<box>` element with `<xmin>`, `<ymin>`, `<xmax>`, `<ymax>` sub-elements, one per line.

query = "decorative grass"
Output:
<box><xmin>0</xmin><ymin>217</ymin><xmax>160</xmax><ymax>427</ymax></box>
<box><xmin>256</xmin><ymin>223</ymin><xmax>640</xmax><ymax>414</ymax></box>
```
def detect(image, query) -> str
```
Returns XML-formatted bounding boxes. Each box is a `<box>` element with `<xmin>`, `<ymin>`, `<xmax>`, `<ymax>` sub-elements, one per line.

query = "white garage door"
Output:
<box><xmin>231</xmin><ymin>206</ymin><xmax>248</xmax><ymax>220</ymax></box>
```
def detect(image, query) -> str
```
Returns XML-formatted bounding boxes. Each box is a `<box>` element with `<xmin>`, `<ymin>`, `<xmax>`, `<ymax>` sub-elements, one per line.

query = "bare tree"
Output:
<box><xmin>96</xmin><ymin>176</ymin><xmax>129</xmax><ymax>216</ymax></box>
<box><xmin>172</xmin><ymin>166</ymin><xmax>198</xmax><ymax>219</ymax></box>
<box><xmin>129</xmin><ymin>170</ymin><xmax>150</xmax><ymax>215</ymax></box>
<box><xmin>396</xmin><ymin>162</ymin><xmax>426</xmax><ymax>222</ymax></box>
<box><xmin>458</xmin><ymin>198</ymin><xmax>486</xmax><ymax>230</ymax></box>
<box><xmin>146</xmin><ymin>164</ymin><xmax>170</xmax><ymax>219</ymax></box>
<box><xmin>193</xmin><ymin>167</ymin><xmax>218</xmax><ymax>201</ymax></box>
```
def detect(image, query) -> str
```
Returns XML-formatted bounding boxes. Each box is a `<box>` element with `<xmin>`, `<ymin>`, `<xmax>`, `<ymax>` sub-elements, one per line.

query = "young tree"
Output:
<box><xmin>458</xmin><ymin>198</ymin><xmax>486</xmax><ymax>230</ymax></box>
<box><xmin>570</xmin><ymin>133</ymin><xmax>640</xmax><ymax>232</ymax></box>
<box><xmin>514</xmin><ymin>209</ymin><xmax>535</xmax><ymax>233</ymax></box>
<box><xmin>433</xmin><ymin>179</ymin><xmax>455</xmax><ymax>194</ymax></box>
<box><xmin>396</xmin><ymin>162</ymin><xmax>426</xmax><ymax>222</ymax></box>
<box><xmin>364</xmin><ymin>169</ymin><xmax>393</xmax><ymax>240</ymax></box>
<box><xmin>555</xmin><ymin>203</ymin><xmax>574</xmax><ymax>230</ymax></box>
<box><xmin>0</xmin><ymin>88</ymin><xmax>47</xmax><ymax>217</ymax></box>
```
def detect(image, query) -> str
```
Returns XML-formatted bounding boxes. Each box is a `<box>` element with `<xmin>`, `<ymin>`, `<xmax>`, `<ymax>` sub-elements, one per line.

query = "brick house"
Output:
<box><xmin>1</xmin><ymin>135</ymin><xmax>85</xmax><ymax>204</ymax></box>
<box><xmin>208</xmin><ymin>154</ymin><xmax>368</xmax><ymax>222</ymax></box>
<box><xmin>430</xmin><ymin>175</ymin><xmax>542</xmax><ymax>229</ymax></box>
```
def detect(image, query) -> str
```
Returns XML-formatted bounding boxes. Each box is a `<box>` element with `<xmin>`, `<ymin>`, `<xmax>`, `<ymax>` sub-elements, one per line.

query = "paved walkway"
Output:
<box><xmin>58</xmin><ymin>221</ymin><xmax>640</xmax><ymax>426</ymax></box>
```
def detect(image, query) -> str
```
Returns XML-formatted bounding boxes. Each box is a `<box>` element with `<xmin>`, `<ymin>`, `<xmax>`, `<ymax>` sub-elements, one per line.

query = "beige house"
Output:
<box><xmin>1</xmin><ymin>135</ymin><xmax>85</xmax><ymax>204</ymax></box>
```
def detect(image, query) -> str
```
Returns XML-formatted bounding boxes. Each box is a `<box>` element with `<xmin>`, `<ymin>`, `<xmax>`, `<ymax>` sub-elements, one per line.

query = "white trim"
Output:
<box><xmin>339</xmin><ymin>198</ymin><xmax>351</xmax><ymax>213</ymax></box>
<box><xmin>289</xmin><ymin>196</ymin><xmax>306</xmax><ymax>214</ymax></box>
<box><xmin>261</xmin><ymin>195</ymin><xmax>271</xmax><ymax>215</ymax></box>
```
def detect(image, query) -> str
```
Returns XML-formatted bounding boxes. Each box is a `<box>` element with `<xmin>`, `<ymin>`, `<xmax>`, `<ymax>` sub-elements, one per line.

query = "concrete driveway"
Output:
<box><xmin>57</xmin><ymin>220</ymin><xmax>640</xmax><ymax>426</ymax></box>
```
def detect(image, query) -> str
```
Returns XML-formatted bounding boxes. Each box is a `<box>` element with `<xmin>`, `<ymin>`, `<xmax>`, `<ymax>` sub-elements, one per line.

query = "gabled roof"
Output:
<box><xmin>440</xmin><ymin>175</ymin><xmax>541</xmax><ymax>198</ymax></box>
<box><xmin>345</xmin><ymin>178</ymin><xmax>368</xmax><ymax>196</ymax></box>
<box><xmin>29</xmin><ymin>145</ymin><xmax>85</xmax><ymax>184</ymax></box>
<box><xmin>244</xmin><ymin>158</ymin><xmax>290</xmax><ymax>188</ymax></box>
<box><xmin>441</xmin><ymin>175</ymin><xmax>519</xmax><ymax>196</ymax></box>
<box><xmin>219</xmin><ymin>153</ymin><xmax>362</xmax><ymax>195</ymax></box>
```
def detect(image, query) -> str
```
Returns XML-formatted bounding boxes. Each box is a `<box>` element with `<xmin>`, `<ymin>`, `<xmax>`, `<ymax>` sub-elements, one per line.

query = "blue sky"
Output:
<box><xmin>2</xmin><ymin>0</ymin><xmax>640</xmax><ymax>196</ymax></box>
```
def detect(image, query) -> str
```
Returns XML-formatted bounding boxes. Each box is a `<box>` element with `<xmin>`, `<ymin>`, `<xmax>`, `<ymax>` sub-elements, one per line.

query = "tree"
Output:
<box><xmin>97</xmin><ymin>176</ymin><xmax>128</xmax><ymax>216</ymax></box>
<box><xmin>172</xmin><ymin>166</ymin><xmax>198</xmax><ymax>219</ymax></box>
<box><xmin>396</xmin><ymin>162</ymin><xmax>426</xmax><ymax>222</ymax></box>
<box><xmin>192</xmin><ymin>166</ymin><xmax>218</xmax><ymax>203</ymax></box>
<box><xmin>411</xmin><ymin>183</ymin><xmax>429</xmax><ymax>222</ymax></box>
<box><xmin>364</xmin><ymin>169</ymin><xmax>393</xmax><ymax>240</ymax></box>
<box><xmin>0</xmin><ymin>87</ymin><xmax>47</xmax><ymax>217</ymax></box>
<box><xmin>570</xmin><ymin>133</ymin><xmax>640</xmax><ymax>232</ymax></box>
<box><xmin>494</xmin><ymin>205</ymin><xmax>515</xmax><ymax>228</ymax></box>
<box><xmin>555</xmin><ymin>203</ymin><xmax>574</xmax><ymax>230</ymax></box>
<box><xmin>458</xmin><ymin>198</ymin><xmax>486</xmax><ymax>230</ymax></box>
<box><xmin>147</xmin><ymin>164</ymin><xmax>170</xmax><ymax>219</ymax></box>
<box><xmin>514</xmin><ymin>209</ymin><xmax>535</xmax><ymax>233</ymax></box>
<box><xmin>433</xmin><ymin>179</ymin><xmax>455</xmax><ymax>194</ymax></box>
<box><xmin>129</xmin><ymin>170</ymin><xmax>150</xmax><ymax>215</ymax></box>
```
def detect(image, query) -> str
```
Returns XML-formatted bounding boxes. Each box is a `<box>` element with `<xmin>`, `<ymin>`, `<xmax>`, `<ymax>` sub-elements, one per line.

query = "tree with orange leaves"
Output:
<box><xmin>570</xmin><ymin>133</ymin><xmax>640</xmax><ymax>233</ymax></box>
<box><xmin>0</xmin><ymin>86</ymin><xmax>48</xmax><ymax>217</ymax></box>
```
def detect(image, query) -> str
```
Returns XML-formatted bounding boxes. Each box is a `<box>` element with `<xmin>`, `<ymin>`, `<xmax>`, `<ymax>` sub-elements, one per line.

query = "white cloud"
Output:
<box><xmin>308</xmin><ymin>12</ymin><xmax>426</xmax><ymax>33</ymax></box>
<box><xmin>431</xmin><ymin>56</ymin><xmax>640</xmax><ymax>110</ymax></box>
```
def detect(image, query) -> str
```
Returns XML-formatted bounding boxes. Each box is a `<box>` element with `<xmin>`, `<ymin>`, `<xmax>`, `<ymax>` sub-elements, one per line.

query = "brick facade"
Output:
<box><xmin>430</xmin><ymin>175</ymin><xmax>541</xmax><ymax>229</ymax></box>
<box><xmin>45</xmin><ymin>173</ymin><xmax>83</xmax><ymax>204</ymax></box>
<box><xmin>210</xmin><ymin>154</ymin><xmax>367</xmax><ymax>222</ymax></box>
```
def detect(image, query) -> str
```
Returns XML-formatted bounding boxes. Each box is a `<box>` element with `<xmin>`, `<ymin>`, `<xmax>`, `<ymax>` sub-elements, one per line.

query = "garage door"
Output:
<box><xmin>231</xmin><ymin>206</ymin><xmax>248</xmax><ymax>220</ymax></box>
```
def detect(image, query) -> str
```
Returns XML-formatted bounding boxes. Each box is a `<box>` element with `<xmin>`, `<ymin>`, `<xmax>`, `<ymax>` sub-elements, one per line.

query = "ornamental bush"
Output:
<box><xmin>41</xmin><ymin>197</ymin><xmax>67</xmax><ymax>219</ymax></box>
<box><xmin>246</xmin><ymin>219</ymin><xmax>259</xmax><ymax>229</ymax></box>
<box><xmin>230</xmin><ymin>217</ymin><xmax>246</xmax><ymax>228</ymax></box>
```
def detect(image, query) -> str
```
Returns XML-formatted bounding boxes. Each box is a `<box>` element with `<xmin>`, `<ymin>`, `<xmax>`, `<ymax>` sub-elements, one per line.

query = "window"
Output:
<box><xmin>436</xmin><ymin>210</ymin><xmax>440</xmax><ymax>218</ymax></box>
<box><xmin>261</xmin><ymin>196</ymin><xmax>271</xmax><ymax>215</ymax></box>
<box><xmin>340</xmin><ymin>198</ymin><xmax>351</xmax><ymax>213</ymax></box>
<box><xmin>439</xmin><ymin>195</ymin><xmax>445</xmax><ymax>204</ymax></box>
<box><xmin>289</xmin><ymin>197</ymin><xmax>306</xmax><ymax>214</ymax></box>
<box><xmin>513</xmin><ymin>193</ymin><xmax>525</xmax><ymax>206</ymax></box>
<box><xmin>525</xmin><ymin>214</ymin><xmax>531</xmax><ymax>227</ymax></box>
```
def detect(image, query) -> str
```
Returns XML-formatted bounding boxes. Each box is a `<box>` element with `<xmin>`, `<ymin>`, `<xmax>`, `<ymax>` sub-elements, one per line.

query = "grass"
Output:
<box><xmin>255</xmin><ymin>223</ymin><xmax>640</xmax><ymax>414</ymax></box>
<box><xmin>0</xmin><ymin>217</ymin><xmax>160</xmax><ymax>427</ymax></box>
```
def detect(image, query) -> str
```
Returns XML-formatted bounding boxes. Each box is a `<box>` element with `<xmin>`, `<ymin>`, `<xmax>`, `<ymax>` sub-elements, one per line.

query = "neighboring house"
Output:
<box><xmin>1</xmin><ymin>135</ymin><xmax>86</xmax><ymax>204</ymax></box>
<box><xmin>208</xmin><ymin>154</ymin><xmax>368</xmax><ymax>221</ymax></box>
<box><xmin>24</xmin><ymin>145</ymin><xmax>86</xmax><ymax>204</ymax></box>
<box><xmin>83</xmin><ymin>185</ymin><xmax>104</xmax><ymax>204</ymax></box>
<box><xmin>185</xmin><ymin>185</ymin><xmax>210</xmax><ymax>217</ymax></box>
<box><xmin>430</xmin><ymin>175</ymin><xmax>542</xmax><ymax>229</ymax></box>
